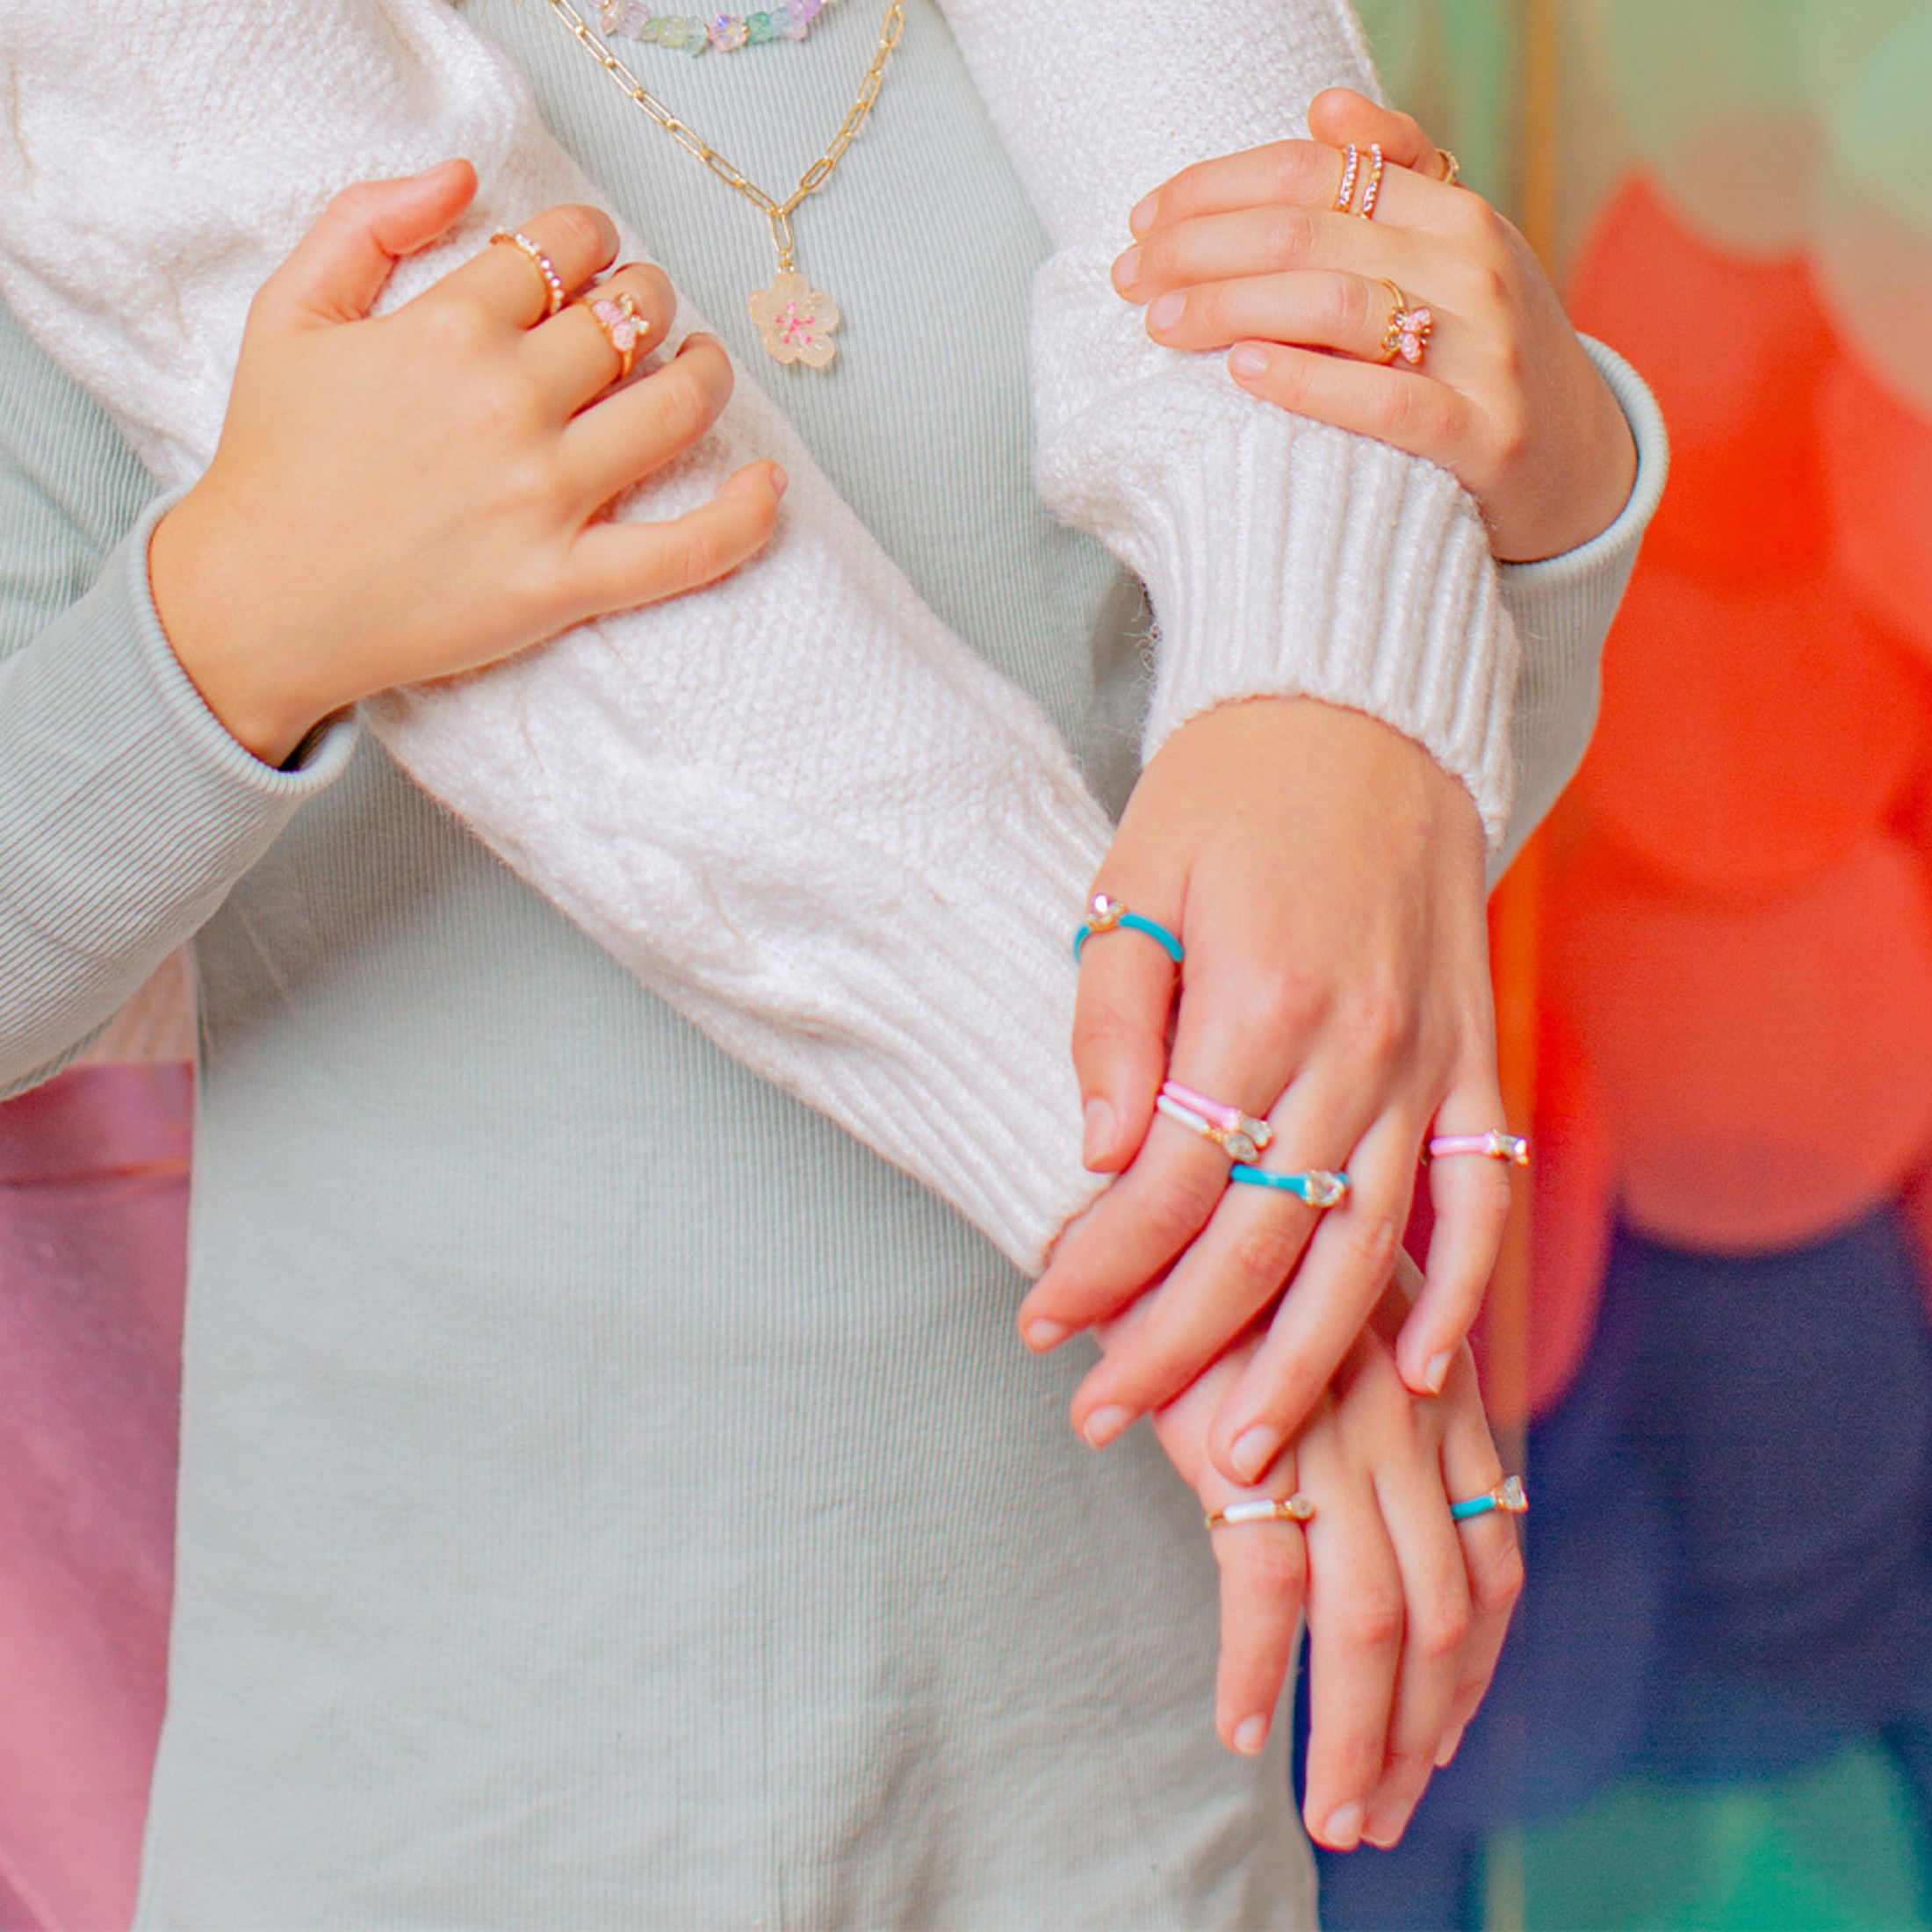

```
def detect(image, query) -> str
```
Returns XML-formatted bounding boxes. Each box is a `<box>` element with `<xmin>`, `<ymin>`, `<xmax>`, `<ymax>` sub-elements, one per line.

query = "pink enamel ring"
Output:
<box><xmin>1158</xmin><ymin>1079</ymin><xmax>1274</xmax><ymax>1165</ymax></box>
<box><xmin>1426</xmin><ymin>1131</ymin><xmax>1529</xmax><ymax>1165</ymax></box>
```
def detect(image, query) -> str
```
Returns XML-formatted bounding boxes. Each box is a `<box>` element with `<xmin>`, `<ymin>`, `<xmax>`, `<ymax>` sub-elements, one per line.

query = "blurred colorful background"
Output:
<box><xmin>1305</xmin><ymin>1</ymin><xmax>1932</xmax><ymax>1927</ymax></box>
<box><xmin>6</xmin><ymin>2</ymin><xmax>1932</xmax><ymax>1928</ymax></box>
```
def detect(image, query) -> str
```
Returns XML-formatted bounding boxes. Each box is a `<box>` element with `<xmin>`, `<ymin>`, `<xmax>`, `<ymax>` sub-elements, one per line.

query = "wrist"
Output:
<box><xmin>148</xmin><ymin>487</ymin><xmax>335</xmax><ymax>768</ymax></box>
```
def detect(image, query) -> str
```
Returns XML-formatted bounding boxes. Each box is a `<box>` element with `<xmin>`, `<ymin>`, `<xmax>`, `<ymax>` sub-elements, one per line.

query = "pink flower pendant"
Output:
<box><xmin>747</xmin><ymin>268</ymin><xmax>840</xmax><ymax>370</ymax></box>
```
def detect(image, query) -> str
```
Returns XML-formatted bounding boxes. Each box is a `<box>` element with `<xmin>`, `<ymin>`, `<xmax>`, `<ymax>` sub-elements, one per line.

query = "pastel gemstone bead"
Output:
<box><xmin>746</xmin><ymin>11</ymin><xmax>773</xmax><ymax>41</ymax></box>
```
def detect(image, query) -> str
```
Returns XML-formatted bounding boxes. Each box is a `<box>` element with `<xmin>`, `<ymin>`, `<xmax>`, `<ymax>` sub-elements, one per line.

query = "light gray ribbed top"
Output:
<box><xmin>0</xmin><ymin>2</ymin><xmax>1662</xmax><ymax>1922</ymax></box>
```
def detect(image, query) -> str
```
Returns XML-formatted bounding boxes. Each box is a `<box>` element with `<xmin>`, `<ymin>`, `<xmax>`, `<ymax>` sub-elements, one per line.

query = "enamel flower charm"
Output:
<box><xmin>747</xmin><ymin>269</ymin><xmax>840</xmax><ymax>369</ymax></box>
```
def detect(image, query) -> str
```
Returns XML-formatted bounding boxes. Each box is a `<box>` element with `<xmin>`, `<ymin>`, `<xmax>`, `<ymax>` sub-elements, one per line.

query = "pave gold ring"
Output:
<box><xmin>1206</xmin><ymin>1494</ymin><xmax>1316</xmax><ymax>1531</ymax></box>
<box><xmin>491</xmin><ymin>228</ymin><xmax>568</xmax><ymax>317</ymax></box>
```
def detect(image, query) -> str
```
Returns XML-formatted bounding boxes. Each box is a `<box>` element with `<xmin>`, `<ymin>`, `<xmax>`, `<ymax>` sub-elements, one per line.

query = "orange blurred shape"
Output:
<box><xmin>1543</xmin><ymin>832</ymin><xmax>1932</xmax><ymax>1252</ymax></box>
<box><xmin>1572</xmin><ymin>559</ymin><xmax>1927</xmax><ymax>895</ymax></box>
<box><xmin>1821</xmin><ymin>345</ymin><xmax>1932</xmax><ymax>662</ymax></box>
<box><xmin>1567</xmin><ymin>173</ymin><xmax>1834</xmax><ymax>580</ymax></box>
<box><xmin>1524</xmin><ymin>998</ymin><xmax>1615</xmax><ymax>1417</ymax></box>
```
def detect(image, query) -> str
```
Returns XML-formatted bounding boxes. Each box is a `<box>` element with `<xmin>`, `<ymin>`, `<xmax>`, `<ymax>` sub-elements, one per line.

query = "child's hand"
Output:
<box><xmin>150</xmin><ymin>162</ymin><xmax>784</xmax><ymax>766</ymax></box>
<box><xmin>1136</xmin><ymin>1257</ymin><xmax>1524</xmax><ymax>1850</ymax></box>
<box><xmin>1113</xmin><ymin>90</ymin><xmax>1635</xmax><ymax>564</ymax></box>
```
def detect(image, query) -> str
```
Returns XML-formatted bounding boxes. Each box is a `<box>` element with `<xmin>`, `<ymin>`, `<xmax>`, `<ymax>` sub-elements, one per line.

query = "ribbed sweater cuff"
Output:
<box><xmin>1134</xmin><ymin>401</ymin><xmax>1515</xmax><ymax>846</ymax></box>
<box><xmin>0</xmin><ymin>495</ymin><xmax>357</xmax><ymax>1076</ymax></box>
<box><xmin>782</xmin><ymin>803</ymin><xmax>1108</xmax><ymax>1275</ymax></box>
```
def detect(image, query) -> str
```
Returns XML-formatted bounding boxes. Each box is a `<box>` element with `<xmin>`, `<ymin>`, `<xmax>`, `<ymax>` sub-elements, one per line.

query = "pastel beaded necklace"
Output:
<box><xmin>597</xmin><ymin>0</ymin><xmax>833</xmax><ymax>55</ymax></box>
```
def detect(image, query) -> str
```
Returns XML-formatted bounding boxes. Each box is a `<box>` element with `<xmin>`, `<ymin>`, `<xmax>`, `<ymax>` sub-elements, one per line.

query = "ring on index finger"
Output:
<box><xmin>490</xmin><ymin>229</ymin><xmax>568</xmax><ymax>317</ymax></box>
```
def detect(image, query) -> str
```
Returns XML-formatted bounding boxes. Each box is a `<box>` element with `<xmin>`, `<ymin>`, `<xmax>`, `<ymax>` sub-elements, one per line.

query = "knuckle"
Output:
<box><xmin>1473</xmin><ymin>1539</ymin><xmax>1526</xmax><ymax>1615</ymax></box>
<box><xmin>1141</xmin><ymin>1172</ymin><xmax>1221</xmax><ymax>1249</ymax></box>
<box><xmin>1229</xmin><ymin>1218</ymin><xmax>1308</xmax><ymax>1293</ymax></box>
<box><xmin>1340</xmin><ymin>1211</ymin><xmax>1402</xmax><ymax>1278</ymax></box>
<box><xmin>663</xmin><ymin>522</ymin><xmax>723</xmax><ymax>588</ymax></box>
<box><xmin>1337</xmin><ymin>1590</ymin><xmax>1404</xmax><ymax>1653</ymax></box>
<box><xmin>1267</xmin><ymin>205</ymin><xmax>1316</xmax><ymax>268</ymax></box>
<box><xmin>1255</xmin><ymin>966</ymin><xmax>1325</xmax><ymax>1041</ymax></box>
<box><xmin>548</xmin><ymin>202</ymin><xmax>613</xmax><ymax>264</ymax></box>
<box><xmin>1414</xmin><ymin>1589</ymin><xmax>1472</xmax><ymax>1661</ymax></box>
<box><xmin>652</xmin><ymin>364</ymin><xmax>720</xmax><ymax>446</ymax></box>
<box><xmin>1344</xmin><ymin>986</ymin><xmax>1410</xmax><ymax>1067</ymax></box>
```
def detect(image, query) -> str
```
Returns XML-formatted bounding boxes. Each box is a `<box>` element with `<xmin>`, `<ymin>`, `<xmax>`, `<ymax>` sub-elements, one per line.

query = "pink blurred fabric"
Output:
<box><xmin>0</xmin><ymin>1064</ymin><xmax>188</xmax><ymax>1932</ymax></box>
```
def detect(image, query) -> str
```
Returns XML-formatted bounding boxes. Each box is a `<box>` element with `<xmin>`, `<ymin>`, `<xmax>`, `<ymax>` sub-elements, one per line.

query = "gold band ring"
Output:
<box><xmin>490</xmin><ymin>228</ymin><xmax>568</xmax><ymax>318</ymax></box>
<box><xmin>1332</xmin><ymin>143</ymin><xmax>1362</xmax><ymax>213</ymax></box>
<box><xmin>1437</xmin><ymin>148</ymin><xmax>1463</xmax><ymax>188</ymax></box>
<box><xmin>579</xmin><ymin>289</ymin><xmax>647</xmax><ymax>379</ymax></box>
<box><xmin>1358</xmin><ymin>141</ymin><xmax>1388</xmax><ymax>220</ymax></box>
<box><xmin>1205</xmin><ymin>1495</ymin><xmax>1316</xmax><ymax>1531</ymax></box>
<box><xmin>1378</xmin><ymin>279</ymin><xmax>1434</xmax><ymax>367</ymax></box>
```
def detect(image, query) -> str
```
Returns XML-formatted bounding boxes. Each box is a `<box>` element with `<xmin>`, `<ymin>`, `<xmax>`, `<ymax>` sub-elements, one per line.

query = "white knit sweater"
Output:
<box><xmin>0</xmin><ymin>0</ymin><xmax>1511</xmax><ymax>1272</ymax></box>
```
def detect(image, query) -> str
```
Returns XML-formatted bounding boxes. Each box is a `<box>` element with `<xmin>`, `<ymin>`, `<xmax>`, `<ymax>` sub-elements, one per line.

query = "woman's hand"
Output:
<box><xmin>1137</xmin><ymin>1260</ymin><xmax>1524</xmax><ymax>1849</ymax></box>
<box><xmin>149</xmin><ymin>162</ymin><xmax>784</xmax><ymax>766</ymax></box>
<box><xmin>1113</xmin><ymin>90</ymin><xmax>1636</xmax><ymax>564</ymax></box>
<box><xmin>1020</xmin><ymin>694</ymin><xmax>1510</xmax><ymax>1488</ymax></box>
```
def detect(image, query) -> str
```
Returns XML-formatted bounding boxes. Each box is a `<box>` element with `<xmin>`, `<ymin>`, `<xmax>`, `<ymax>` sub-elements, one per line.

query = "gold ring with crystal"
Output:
<box><xmin>490</xmin><ymin>228</ymin><xmax>567</xmax><ymax>318</ymax></box>
<box><xmin>1205</xmin><ymin>1495</ymin><xmax>1316</xmax><ymax>1531</ymax></box>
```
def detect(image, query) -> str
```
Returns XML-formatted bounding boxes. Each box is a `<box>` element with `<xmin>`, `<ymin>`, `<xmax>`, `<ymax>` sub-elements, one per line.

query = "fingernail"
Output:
<box><xmin>1424</xmin><ymin>1350</ymin><xmax>1453</xmax><ymax>1395</ymax></box>
<box><xmin>1230</xmin><ymin>1426</ymin><xmax>1280</xmax><ymax>1483</ymax></box>
<box><xmin>1113</xmin><ymin>244</ymin><xmax>1143</xmax><ymax>290</ymax></box>
<box><xmin>1081</xmin><ymin>1097</ymin><xmax>1115</xmax><ymax>1168</ymax></box>
<box><xmin>769</xmin><ymin>464</ymin><xmax>788</xmax><ymax>499</ymax></box>
<box><xmin>1129</xmin><ymin>192</ymin><xmax>1158</xmax><ymax>234</ymax></box>
<box><xmin>1024</xmin><ymin>1318</ymin><xmax>1070</xmax><ymax>1352</ymax></box>
<box><xmin>1435</xmin><ymin>1724</ymin><xmax>1465</xmax><ymax>1769</ymax></box>
<box><xmin>1147</xmin><ymin>290</ymin><xmax>1185</xmax><ymax>330</ymax></box>
<box><xmin>1082</xmin><ymin>1404</ymin><xmax>1134</xmax><ymax>1448</ymax></box>
<box><xmin>1320</xmin><ymin>1801</ymin><xmax>1366</xmax><ymax>1849</ymax></box>
<box><xmin>1363</xmin><ymin>1813</ymin><xmax>1410</xmax><ymax>1850</ymax></box>
<box><xmin>1229</xmin><ymin>344</ymin><xmax>1269</xmax><ymax>379</ymax></box>
<box><xmin>1233</xmin><ymin>1715</ymin><xmax>1269</xmax><ymax>1755</ymax></box>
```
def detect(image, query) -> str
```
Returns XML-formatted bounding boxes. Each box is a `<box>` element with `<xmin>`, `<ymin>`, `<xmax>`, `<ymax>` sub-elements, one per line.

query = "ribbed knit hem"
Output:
<box><xmin>1030</xmin><ymin>273</ymin><xmax>1517</xmax><ymax>847</ymax></box>
<box><xmin>0</xmin><ymin>495</ymin><xmax>357</xmax><ymax>1084</ymax></box>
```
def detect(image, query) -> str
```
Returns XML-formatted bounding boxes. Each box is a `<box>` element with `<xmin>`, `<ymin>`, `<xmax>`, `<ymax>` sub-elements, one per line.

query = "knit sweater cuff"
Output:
<box><xmin>1031</xmin><ymin>270</ymin><xmax>1516</xmax><ymax>848</ymax></box>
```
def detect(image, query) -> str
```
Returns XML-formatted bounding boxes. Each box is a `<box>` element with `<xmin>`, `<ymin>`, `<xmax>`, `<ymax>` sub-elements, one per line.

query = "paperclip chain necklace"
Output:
<box><xmin>541</xmin><ymin>0</ymin><xmax>905</xmax><ymax>369</ymax></box>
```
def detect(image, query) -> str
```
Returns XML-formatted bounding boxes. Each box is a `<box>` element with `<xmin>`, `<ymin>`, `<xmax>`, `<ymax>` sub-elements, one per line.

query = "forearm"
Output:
<box><xmin>941</xmin><ymin>0</ymin><xmax>1517</xmax><ymax>844</ymax></box>
<box><xmin>0</xmin><ymin>501</ymin><xmax>356</xmax><ymax>1092</ymax></box>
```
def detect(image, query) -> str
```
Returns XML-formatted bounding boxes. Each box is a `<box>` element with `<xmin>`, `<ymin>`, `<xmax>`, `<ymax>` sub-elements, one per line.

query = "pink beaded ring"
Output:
<box><xmin>1425</xmin><ymin>1130</ymin><xmax>1530</xmax><ymax>1166</ymax></box>
<box><xmin>1157</xmin><ymin>1078</ymin><xmax>1274</xmax><ymax>1165</ymax></box>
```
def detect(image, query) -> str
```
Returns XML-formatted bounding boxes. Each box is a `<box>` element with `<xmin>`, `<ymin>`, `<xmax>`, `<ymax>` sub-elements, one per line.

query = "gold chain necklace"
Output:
<box><xmin>541</xmin><ymin>0</ymin><xmax>905</xmax><ymax>369</ymax></box>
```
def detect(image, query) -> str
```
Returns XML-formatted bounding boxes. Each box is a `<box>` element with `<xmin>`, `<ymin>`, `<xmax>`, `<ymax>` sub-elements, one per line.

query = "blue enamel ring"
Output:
<box><xmin>1071</xmin><ymin>892</ymin><xmax>1184</xmax><ymax>965</ymax></box>
<box><xmin>1229</xmin><ymin>1164</ymin><xmax>1350</xmax><ymax>1208</ymax></box>
<box><xmin>1450</xmin><ymin>1475</ymin><xmax>1527</xmax><ymax>1523</ymax></box>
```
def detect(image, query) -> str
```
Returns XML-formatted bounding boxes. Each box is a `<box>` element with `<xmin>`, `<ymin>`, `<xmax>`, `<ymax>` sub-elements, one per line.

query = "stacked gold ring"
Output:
<box><xmin>490</xmin><ymin>228</ymin><xmax>568</xmax><ymax>317</ymax></box>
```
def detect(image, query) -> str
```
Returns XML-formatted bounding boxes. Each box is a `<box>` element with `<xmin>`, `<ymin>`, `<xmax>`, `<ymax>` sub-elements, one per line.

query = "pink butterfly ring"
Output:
<box><xmin>579</xmin><ymin>288</ymin><xmax>649</xmax><ymax>380</ymax></box>
<box><xmin>1377</xmin><ymin>279</ymin><xmax>1433</xmax><ymax>369</ymax></box>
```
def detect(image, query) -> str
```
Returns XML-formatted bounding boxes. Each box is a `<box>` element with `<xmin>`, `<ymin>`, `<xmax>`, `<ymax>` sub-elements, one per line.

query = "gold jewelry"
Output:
<box><xmin>540</xmin><ymin>0</ymin><xmax>905</xmax><ymax>370</ymax></box>
<box><xmin>1205</xmin><ymin>1495</ymin><xmax>1316</xmax><ymax>1531</ymax></box>
<box><xmin>1358</xmin><ymin>142</ymin><xmax>1388</xmax><ymax>220</ymax></box>
<box><xmin>578</xmin><ymin>288</ymin><xmax>648</xmax><ymax>378</ymax></box>
<box><xmin>1437</xmin><ymin>148</ymin><xmax>1463</xmax><ymax>188</ymax></box>
<box><xmin>1332</xmin><ymin>143</ymin><xmax>1361</xmax><ymax>213</ymax></box>
<box><xmin>1377</xmin><ymin>279</ymin><xmax>1432</xmax><ymax>367</ymax></box>
<box><xmin>490</xmin><ymin>229</ymin><xmax>568</xmax><ymax>316</ymax></box>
